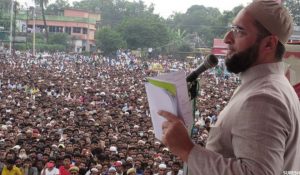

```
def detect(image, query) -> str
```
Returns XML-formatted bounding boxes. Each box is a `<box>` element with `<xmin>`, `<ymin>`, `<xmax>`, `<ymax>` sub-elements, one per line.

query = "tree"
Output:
<box><xmin>95</xmin><ymin>27</ymin><xmax>126</xmax><ymax>56</ymax></box>
<box><xmin>73</xmin><ymin>0</ymin><xmax>156</xmax><ymax>28</ymax></box>
<box><xmin>118</xmin><ymin>17</ymin><xmax>169</xmax><ymax>49</ymax></box>
<box><xmin>35</xmin><ymin>0</ymin><xmax>49</xmax><ymax>43</ymax></box>
<box><xmin>284</xmin><ymin>0</ymin><xmax>300</xmax><ymax>25</ymax></box>
<box><xmin>164</xmin><ymin>28</ymin><xmax>188</xmax><ymax>53</ymax></box>
<box><xmin>0</xmin><ymin>0</ymin><xmax>11</xmax><ymax>14</ymax></box>
<box><xmin>166</xmin><ymin>5</ymin><xmax>247</xmax><ymax>47</ymax></box>
<box><xmin>0</xmin><ymin>0</ymin><xmax>11</xmax><ymax>32</ymax></box>
<box><xmin>219</xmin><ymin>5</ymin><xmax>243</xmax><ymax>26</ymax></box>
<box><xmin>46</xmin><ymin>0</ymin><xmax>70</xmax><ymax>15</ymax></box>
<box><xmin>168</xmin><ymin>5</ymin><xmax>224</xmax><ymax>47</ymax></box>
<box><xmin>48</xmin><ymin>33</ymin><xmax>70</xmax><ymax>46</ymax></box>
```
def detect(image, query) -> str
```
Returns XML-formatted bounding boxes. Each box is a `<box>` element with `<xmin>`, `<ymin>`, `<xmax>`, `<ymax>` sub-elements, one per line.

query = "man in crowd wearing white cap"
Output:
<box><xmin>159</xmin><ymin>0</ymin><xmax>300</xmax><ymax>174</ymax></box>
<box><xmin>154</xmin><ymin>163</ymin><xmax>167</xmax><ymax>175</ymax></box>
<box><xmin>108</xmin><ymin>167</ymin><xmax>116</xmax><ymax>175</ymax></box>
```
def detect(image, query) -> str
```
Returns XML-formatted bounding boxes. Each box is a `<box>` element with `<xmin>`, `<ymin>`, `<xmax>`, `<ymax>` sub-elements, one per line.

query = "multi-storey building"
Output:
<box><xmin>24</xmin><ymin>8</ymin><xmax>100</xmax><ymax>52</ymax></box>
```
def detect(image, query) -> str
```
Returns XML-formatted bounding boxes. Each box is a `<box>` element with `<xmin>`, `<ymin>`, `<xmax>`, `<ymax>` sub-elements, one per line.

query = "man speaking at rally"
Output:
<box><xmin>159</xmin><ymin>0</ymin><xmax>300</xmax><ymax>174</ymax></box>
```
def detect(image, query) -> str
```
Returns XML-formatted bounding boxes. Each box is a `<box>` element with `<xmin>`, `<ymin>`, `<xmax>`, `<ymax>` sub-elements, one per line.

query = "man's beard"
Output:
<box><xmin>225</xmin><ymin>42</ymin><xmax>260</xmax><ymax>74</ymax></box>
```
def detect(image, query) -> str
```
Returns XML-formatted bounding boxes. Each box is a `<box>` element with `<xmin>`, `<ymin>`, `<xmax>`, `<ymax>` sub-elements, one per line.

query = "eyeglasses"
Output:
<box><xmin>228</xmin><ymin>25</ymin><xmax>247</xmax><ymax>38</ymax></box>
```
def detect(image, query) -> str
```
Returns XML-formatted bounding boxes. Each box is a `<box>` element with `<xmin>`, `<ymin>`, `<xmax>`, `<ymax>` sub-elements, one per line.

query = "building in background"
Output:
<box><xmin>20</xmin><ymin>8</ymin><xmax>100</xmax><ymax>53</ymax></box>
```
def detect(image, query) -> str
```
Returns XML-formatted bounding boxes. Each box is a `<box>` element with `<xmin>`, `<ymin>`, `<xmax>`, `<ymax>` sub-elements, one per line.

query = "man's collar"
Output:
<box><xmin>240</xmin><ymin>62</ymin><xmax>284</xmax><ymax>84</ymax></box>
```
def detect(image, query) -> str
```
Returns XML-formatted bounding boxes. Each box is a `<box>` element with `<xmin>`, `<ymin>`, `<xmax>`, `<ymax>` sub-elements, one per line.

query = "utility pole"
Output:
<box><xmin>25</xmin><ymin>3</ymin><xmax>28</xmax><ymax>50</ymax></box>
<box><xmin>297</xmin><ymin>0</ymin><xmax>300</xmax><ymax>25</ymax></box>
<box><xmin>33</xmin><ymin>5</ymin><xmax>36</xmax><ymax>57</ymax></box>
<box><xmin>9</xmin><ymin>0</ymin><xmax>14</xmax><ymax>54</ymax></box>
<box><xmin>87</xmin><ymin>12</ymin><xmax>90</xmax><ymax>52</ymax></box>
<box><xmin>12</xmin><ymin>0</ymin><xmax>17</xmax><ymax>57</ymax></box>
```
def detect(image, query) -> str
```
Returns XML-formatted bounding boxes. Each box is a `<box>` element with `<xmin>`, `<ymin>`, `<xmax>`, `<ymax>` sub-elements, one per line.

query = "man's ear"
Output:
<box><xmin>262</xmin><ymin>35</ymin><xmax>278</xmax><ymax>51</ymax></box>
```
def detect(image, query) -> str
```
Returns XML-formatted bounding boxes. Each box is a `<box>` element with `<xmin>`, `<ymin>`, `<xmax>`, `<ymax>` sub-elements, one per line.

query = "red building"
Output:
<box><xmin>26</xmin><ymin>9</ymin><xmax>100</xmax><ymax>52</ymax></box>
<box><xmin>211</xmin><ymin>38</ymin><xmax>228</xmax><ymax>57</ymax></box>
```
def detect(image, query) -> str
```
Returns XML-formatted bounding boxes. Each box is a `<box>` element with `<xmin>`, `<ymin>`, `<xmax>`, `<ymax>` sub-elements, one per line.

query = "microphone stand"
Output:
<box><xmin>188</xmin><ymin>79</ymin><xmax>199</xmax><ymax>100</ymax></box>
<box><xmin>183</xmin><ymin>78</ymin><xmax>200</xmax><ymax>175</ymax></box>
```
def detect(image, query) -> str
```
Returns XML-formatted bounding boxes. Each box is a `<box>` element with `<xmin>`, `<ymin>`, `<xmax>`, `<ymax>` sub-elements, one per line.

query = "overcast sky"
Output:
<box><xmin>132</xmin><ymin>0</ymin><xmax>253</xmax><ymax>18</ymax></box>
<box><xmin>19</xmin><ymin>0</ymin><xmax>253</xmax><ymax>18</ymax></box>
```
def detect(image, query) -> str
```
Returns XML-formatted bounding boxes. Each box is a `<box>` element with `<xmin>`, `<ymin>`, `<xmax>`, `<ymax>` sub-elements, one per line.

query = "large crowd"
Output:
<box><xmin>0</xmin><ymin>50</ymin><xmax>239</xmax><ymax>175</ymax></box>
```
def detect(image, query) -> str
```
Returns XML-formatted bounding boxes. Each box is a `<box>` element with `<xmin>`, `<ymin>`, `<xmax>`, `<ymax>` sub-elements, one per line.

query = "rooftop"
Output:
<box><xmin>10</xmin><ymin>11</ymin><xmax>99</xmax><ymax>24</ymax></box>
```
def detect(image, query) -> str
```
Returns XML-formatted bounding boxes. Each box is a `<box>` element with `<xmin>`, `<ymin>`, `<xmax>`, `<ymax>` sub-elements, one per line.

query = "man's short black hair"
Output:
<box><xmin>6</xmin><ymin>159</ymin><xmax>15</xmax><ymax>165</ymax></box>
<box><xmin>64</xmin><ymin>154</ymin><xmax>72</xmax><ymax>160</ymax></box>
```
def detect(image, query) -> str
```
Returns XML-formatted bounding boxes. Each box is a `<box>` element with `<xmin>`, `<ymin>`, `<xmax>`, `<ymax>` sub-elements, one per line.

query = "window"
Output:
<box><xmin>65</xmin><ymin>27</ymin><xmax>71</xmax><ymax>35</ymax></box>
<box><xmin>83</xmin><ymin>28</ymin><xmax>88</xmax><ymax>34</ymax></box>
<box><xmin>49</xmin><ymin>26</ymin><xmax>55</xmax><ymax>32</ymax></box>
<box><xmin>48</xmin><ymin>26</ymin><xmax>62</xmax><ymax>33</ymax></box>
<box><xmin>55</xmin><ymin>26</ymin><xmax>63</xmax><ymax>33</ymax></box>
<box><xmin>73</xmin><ymin>27</ymin><xmax>81</xmax><ymax>33</ymax></box>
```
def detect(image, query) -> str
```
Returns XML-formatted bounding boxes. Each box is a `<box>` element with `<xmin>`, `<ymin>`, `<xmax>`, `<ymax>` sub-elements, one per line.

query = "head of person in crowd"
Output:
<box><xmin>63</xmin><ymin>155</ymin><xmax>72</xmax><ymax>168</ymax></box>
<box><xmin>143</xmin><ymin>167</ymin><xmax>153</xmax><ymax>175</ymax></box>
<box><xmin>0</xmin><ymin>147</ymin><xmax>6</xmax><ymax>160</ymax></box>
<box><xmin>46</xmin><ymin>161</ymin><xmax>56</xmax><ymax>170</ymax></box>
<box><xmin>5</xmin><ymin>149</ymin><xmax>16</xmax><ymax>160</ymax></box>
<box><xmin>169</xmin><ymin>161</ymin><xmax>181</xmax><ymax>175</ymax></box>
<box><xmin>113</xmin><ymin>161</ymin><xmax>123</xmax><ymax>174</ymax></box>
<box><xmin>108</xmin><ymin>166</ymin><xmax>116</xmax><ymax>175</ymax></box>
<box><xmin>18</xmin><ymin>148</ymin><xmax>28</xmax><ymax>160</ymax></box>
<box><xmin>78</xmin><ymin>161</ymin><xmax>88</xmax><ymax>174</ymax></box>
<box><xmin>5</xmin><ymin>159</ymin><xmax>16</xmax><ymax>170</ymax></box>
<box><xmin>90</xmin><ymin>167</ymin><xmax>99</xmax><ymax>175</ymax></box>
<box><xmin>15</xmin><ymin>157</ymin><xmax>23</xmax><ymax>168</ymax></box>
<box><xmin>69</xmin><ymin>166</ymin><xmax>80</xmax><ymax>175</ymax></box>
<box><xmin>157</xmin><ymin>163</ymin><xmax>167</xmax><ymax>175</ymax></box>
<box><xmin>101</xmin><ymin>163</ymin><xmax>109</xmax><ymax>174</ymax></box>
<box><xmin>35</xmin><ymin>159</ymin><xmax>45</xmax><ymax>171</ymax></box>
<box><xmin>127</xmin><ymin>167</ymin><xmax>136</xmax><ymax>175</ymax></box>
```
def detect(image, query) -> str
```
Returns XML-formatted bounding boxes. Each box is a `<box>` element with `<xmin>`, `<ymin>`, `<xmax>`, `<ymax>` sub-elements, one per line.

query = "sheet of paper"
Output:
<box><xmin>145</xmin><ymin>71</ymin><xmax>193</xmax><ymax>141</ymax></box>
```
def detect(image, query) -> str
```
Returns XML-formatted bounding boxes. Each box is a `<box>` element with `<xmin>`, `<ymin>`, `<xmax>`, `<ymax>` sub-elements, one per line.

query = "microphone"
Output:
<box><xmin>186</xmin><ymin>54</ymin><xmax>219</xmax><ymax>82</ymax></box>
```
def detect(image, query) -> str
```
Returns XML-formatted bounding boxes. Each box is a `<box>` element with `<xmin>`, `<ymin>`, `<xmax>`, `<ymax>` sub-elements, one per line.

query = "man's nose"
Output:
<box><xmin>223</xmin><ymin>31</ymin><xmax>234</xmax><ymax>45</ymax></box>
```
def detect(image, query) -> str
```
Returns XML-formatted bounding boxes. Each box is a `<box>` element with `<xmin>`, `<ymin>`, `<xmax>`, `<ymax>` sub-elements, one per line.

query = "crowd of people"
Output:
<box><xmin>0</xmin><ymin>51</ymin><xmax>238</xmax><ymax>175</ymax></box>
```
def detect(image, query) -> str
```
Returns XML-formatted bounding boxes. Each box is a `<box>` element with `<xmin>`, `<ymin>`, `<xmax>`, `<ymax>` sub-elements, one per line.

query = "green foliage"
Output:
<box><xmin>163</xmin><ymin>28</ymin><xmax>188</xmax><ymax>53</ymax></box>
<box><xmin>218</xmin><ymin>5</ymin><xmax>243</xmax><ymax>28</ymax></box>
<box><xmin>15</xmin><ymin>43</ymin><xmax>66</xmax><ymax>52</ymax></box>
<box><xmin>73</xmin><ymin>0</ymin><xmax>156</xmax><ymax>28</ymax></box>
<box><xmin>0</xmin><ymin>0</ymin><xmax>17</xmax><ymax>33</ymax></box>
<box><xmin>178</xmin><ymin>43</ymin><xmax>193</xmax><ymax>52</ymax></box>
<box><xmin>14</xmin><ymin>43</ymin><xmax>27</xmax><ymax>50</ymax></box>
<box><xmin>169</xmin><ymin>5</ymin><xmax>226</xmax><ymax>47</ymax></box>
<box><xmin>27</xmin><ymin>33</ymin><xmax>46</xmax><ymax>44</ymax></box>
<box><xmin>95</xmin><ymin>27</ymin><xmax>126</xmax><ymax>56</ymax></box>
<box><xmin>118</xmin><ymin>17</ymin><xmax>169</xmax><ymax>49</ymax></box>
<box><xmin>0</xmin><ymin>0</ymin><xmax>11</xmax><ymax>14</ymax></box>
<box><xmin>48</xmin><ymin>33</ymin><xmax>70</xmax><ymax>46</ymax></box>
<box><xmin>46</xmin><ymin>0</ymin><xmax>70</xmax><ymax>15</ymax></box>
<box><xmin>23</xmin><ymin>33</ymin><xmax>67</xmax><ymax>52</ymax></box>
<box><xmin>284</xmin><ymin>0</ymin><xmax>300</xmax><ymax>25</ymax></box>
